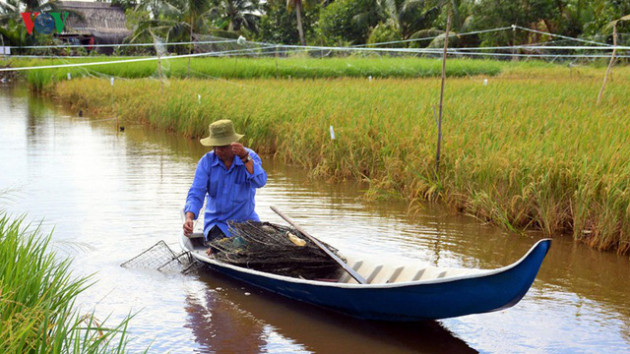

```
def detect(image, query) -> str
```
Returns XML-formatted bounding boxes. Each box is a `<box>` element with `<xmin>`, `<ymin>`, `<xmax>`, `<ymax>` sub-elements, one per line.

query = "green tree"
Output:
<box><xmin>131</xmin><ymin>0</ymin><xmax>213</xmax><ymax>53</ymax></box>
<box><xmin>358</xmin><ymin>0</ymin><xmax>442</xmax><ymax>47</ymax></box>
<box><xmin>0</xmin><ymin>0</ymin><xmax>64</xmax><ymax>50</ymax></box>
<box><xmin>110</xmin><ymin>0</ymin><xmax>142</xmax><ymax>11</ymax></box>
<box><xmin>581</xmin><ymin>0</ymin><xmax>630</xmax><ymax>44</ymax></box>
<box><xmin>431</xmin><ymin>0</ymin><xmax>473</xmax><ymax>32</ymax></box>
<box><xmin>258</xmin><ymin>0</ymin><xmax>319</xmax><ymax>44</ymax></box>
<box><xmin>209</xmin><ymin>0</ymin><xmax>261</xmax><ymax>33</ymax></box>
<box><xmin>471</xmin><ymin>0</ymin><xmax>559</xmax><ymax>46</ymax></box>
<box><xmin>319</xmin><ymin>0</ymin><xmax>381</xmax><ymax>45</ymax></box>
<box><xmin>286</xmin><ymin>0</ymin><xmax>310</xmax><ymax>45</ymax></box>
<box><xmin>374</xmin><ymin>0</ymin><xmax>441</xmax><ymax>39</ymax></box>
<box><xmin>0</xmin><ymin>0</ymin><xmax>29</xmax><ymax>47</ymax></box>
<box><xmin>426</xmin><ymin>0</ymin><xmax>478</xmax><ymax>48</ymax></box>
<box><xmin>366</xmin><ymin>21</ymin><xmax>402</xmax><ymax>47</ymax></box>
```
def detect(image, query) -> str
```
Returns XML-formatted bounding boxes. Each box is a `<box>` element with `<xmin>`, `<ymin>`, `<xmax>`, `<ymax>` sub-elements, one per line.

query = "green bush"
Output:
<box><xmin>367</xmin><ymin>21</ymin><xmax>403</xmax><ymax>48</ymax></box>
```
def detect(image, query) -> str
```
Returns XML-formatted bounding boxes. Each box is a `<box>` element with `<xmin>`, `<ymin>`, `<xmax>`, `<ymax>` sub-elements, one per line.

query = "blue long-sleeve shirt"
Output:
<box><xmin>184</xmin><ymin>148</ymin><xmax>267</xmax><ymax>238</ymax></box>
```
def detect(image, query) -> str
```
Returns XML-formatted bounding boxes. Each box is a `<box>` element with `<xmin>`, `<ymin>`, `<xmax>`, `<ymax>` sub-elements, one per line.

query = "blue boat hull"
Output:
<box><xmin>185</xmin><ymin>237</ymin><xmax>551</xmax><ymax>321</ymax></box>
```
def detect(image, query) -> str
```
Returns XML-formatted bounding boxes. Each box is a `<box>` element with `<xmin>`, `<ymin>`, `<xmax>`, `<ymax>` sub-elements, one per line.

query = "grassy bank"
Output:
<box><xmin>0</xmin><ymin>213</ymin><xmax>131</xmax><ymax>352</ymax></box>
<box><xmin>11</xmin><ymin>56</ymin><xmax>520</xmax><ymax>89</ymax></box>
<box><xmin>48</xmin><ymin>65</ymin><xmax>630</xmax><ymax>255</ymax></box>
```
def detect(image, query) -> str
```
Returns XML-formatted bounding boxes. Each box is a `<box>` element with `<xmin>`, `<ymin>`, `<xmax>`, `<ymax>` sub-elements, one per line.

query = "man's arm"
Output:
<box><xmin>245</xmin><ymin>151</ymin><xmax>267</xmax><ymax>188</ymax></box>
<box><xmin>242</xmin><ymin>155</ymin><xmax>254</xmax><ymax>174</ymax></box>
<box><xmin>232</xmin><ymin>142</ymin><xmax>254</xmax><ymax>174</ymax></box>
<box><xmin>183</xmin><ymin>156</ymin><xmax>210</xmax><ymax>236</ymax></box>
<box><xmin>231</xmin><ymin>143</ymin><xmax>267</xmax><ymax>188</ymax></box>
<box><xmin>183</xmin><ymin>212</ymin><xmax>196</xmax><ymax>237</ymax></box>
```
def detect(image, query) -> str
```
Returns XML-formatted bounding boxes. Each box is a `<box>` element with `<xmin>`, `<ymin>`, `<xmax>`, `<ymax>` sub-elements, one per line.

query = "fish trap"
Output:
<box><xmin>121</xmin><ymin>240</ymin><xmax>199</xmax><ymax>274</ymax></box>
<box><xmin>209</xmin><ymin>221</ymin><xmax>344</xmax><ymax>280</ymax></box>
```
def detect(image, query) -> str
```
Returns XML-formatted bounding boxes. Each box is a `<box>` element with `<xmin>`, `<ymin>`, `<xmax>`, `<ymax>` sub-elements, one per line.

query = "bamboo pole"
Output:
<box><xmin>188</xmin><ymin>14</ymin><xmax>193</xmax><ymax>79</ymax></box>
<box><xmin>597</xmin><ymin>23</ymin><xmax>618</xmax><ymax>105</ymax></box>
<box><xmin>436</xmin><ymin>14</ymin><xmax>451</xmax><ymax>176</ymax></box>
<box><xmin>597</xmin><ymin>15</ymin><xmax>630</xmax><ymax>104</ymax></box>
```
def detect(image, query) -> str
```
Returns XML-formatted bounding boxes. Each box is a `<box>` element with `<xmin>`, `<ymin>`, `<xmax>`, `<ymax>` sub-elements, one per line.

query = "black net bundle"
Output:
<box><xmin>208</xmin><ymin>221</ymin><xmax>344</xmax><ymax>280</ymax></box>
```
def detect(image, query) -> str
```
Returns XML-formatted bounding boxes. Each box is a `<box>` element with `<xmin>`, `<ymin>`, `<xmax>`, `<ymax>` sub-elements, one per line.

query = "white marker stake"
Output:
<box><xmin>110</xmin><ymin>77</ymin><xmax>114</xmax><ymax>86</ymax></box>
<box><xmin>368</xmin><ymin>75</ymin><xmax>372</xmax><ymax>82</ymax></box>
<box><xmin>483</xmin><ymin>78</ymin><xmax>488</xmax><ymax>85</ymax></box>
<box><xmin>67</xmin><ymin>72</ymin><xmax>71</xmax><ymax>80</ymax></box>
<box><xmin>198</xmin><ymin>94</ymin><xmax>201</xmax><ymax>104</ymax></box>
<box><xmin>330</xmin><ymin>125</ymin><xmax>335</xmax><ymax>140</ymax></box>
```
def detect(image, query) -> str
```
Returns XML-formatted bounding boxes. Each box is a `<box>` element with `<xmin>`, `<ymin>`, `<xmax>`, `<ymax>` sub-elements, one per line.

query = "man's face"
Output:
<box><xmin>214</xmin><ymin>144</ymin><xmax>234</xmax><ymax>161</ymax></box>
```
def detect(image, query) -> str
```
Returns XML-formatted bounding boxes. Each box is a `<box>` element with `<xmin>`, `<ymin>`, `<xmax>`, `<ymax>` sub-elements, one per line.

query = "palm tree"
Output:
<box><xmin>209</xmin><ymin>0</ymin><xmax>261</xmax><ymax>33</ymax></box>
<box><xmin>131</xmin><ymin>0</ymin><xmax>212</xmax><ymax>53</ymax></box>
<box><xmin>0</xmin><ymin>0</ymin><xmax>25</xmax><ymax>46</ymax></box>
<box><xmin>286</xmin><ymin>0</ymin><xmax>306</xmax><ymax>45</ymax></box>
<box><xmin>0</xmin><ymin>0</ymin><xmax>63</xmax><ymax>49</ymax></box>
<box><xmin>378</xmin><ymin>0</ymin><xmax>442</xmax><ymax>39</ymax></box>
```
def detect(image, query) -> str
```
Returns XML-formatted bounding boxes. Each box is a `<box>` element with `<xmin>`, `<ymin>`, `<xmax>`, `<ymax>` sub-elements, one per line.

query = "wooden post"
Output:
<box><xmin>512</xmin><ymin>24</ymin><xmax>517</xmax><ymax>61</ymax></box>
<box><xmin>436</xmin><ymin>14</ymin><xmax>451</xmax><ymax>176</ymax></box>
<box><xmin>597</xmin><ymin>23</ymin><xmax>618</xmax><ymax>105</ymax></box>
<box><xmin>187</xmin><ymin>14</ymin><xmax>193</xmax><ymax>79</ymax></box>
<box><xmin>1</xmin><ymin>36</ymin><xmax>6</xmax><ymax>60</ymax></box>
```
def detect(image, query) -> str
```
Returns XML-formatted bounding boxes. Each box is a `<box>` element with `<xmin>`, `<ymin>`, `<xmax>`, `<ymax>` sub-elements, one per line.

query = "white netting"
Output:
<box><xmin>3</xmin><ymin>25</ymin><xmax>629</xmax><ymax>73</ymax></box>
<box><xmin>120</xmin><ymin>240</ymin><xmax>199</xmax><ymax>274</ymax></box>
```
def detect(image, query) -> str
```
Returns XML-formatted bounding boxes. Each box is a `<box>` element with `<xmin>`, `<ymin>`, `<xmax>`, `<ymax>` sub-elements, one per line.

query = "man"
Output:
<box><xmin>183</xmin><ymin>119</ymin><xmax>267</xmax><ymax>243</ymax></box>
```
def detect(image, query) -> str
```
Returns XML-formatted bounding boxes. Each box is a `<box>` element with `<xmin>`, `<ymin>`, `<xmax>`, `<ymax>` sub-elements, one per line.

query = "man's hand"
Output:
<box><xmin>183</xmin><ymin>212</ymin><xmax>195</xmax><ymax>237</ymax></box>
<box><xmin>231</xmin><ymin>142</ymin><xmax>248</xmax><ymax>159</ymax></box>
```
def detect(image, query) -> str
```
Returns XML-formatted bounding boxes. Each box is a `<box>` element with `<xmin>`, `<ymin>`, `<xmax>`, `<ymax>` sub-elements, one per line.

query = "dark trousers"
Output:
<box><xmin>207</xmin><ymin>226</ymin><xmax>226</xmax><ymax>242</ymax></box>
<box><xmin>206</xmin><ymin>226</ymin><xmax>226</xmax><ymax>253</ymax></box>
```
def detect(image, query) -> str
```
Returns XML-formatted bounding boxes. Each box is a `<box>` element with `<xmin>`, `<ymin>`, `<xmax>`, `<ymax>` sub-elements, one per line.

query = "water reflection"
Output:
<box><xmin>188</xmin><ymin>269</ymin><xmax>475</xmax><ymax>353</ymax></box>
<box><xmin>185</xmin><ymin>291</ymin><xmax>267</xmax><ymax>353</ymax></box>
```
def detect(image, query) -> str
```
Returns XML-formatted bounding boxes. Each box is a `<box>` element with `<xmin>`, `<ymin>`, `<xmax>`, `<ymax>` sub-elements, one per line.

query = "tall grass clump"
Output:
<box><xmin>50</xmin><ymin>65</ymin><xmax>630</xmax><ymax>256</ymax></box>
<box><xmin>0</xmin><ymin>213</ymin><xmax>132</xmax><ymax>353</ymax></box>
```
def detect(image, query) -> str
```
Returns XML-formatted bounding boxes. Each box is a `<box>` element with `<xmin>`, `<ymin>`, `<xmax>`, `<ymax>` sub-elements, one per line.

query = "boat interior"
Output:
<box><xmin>184</xmin><ymin>232</ymin><xmax>488</xmax><ymax>285</ymax></box>
<box><xmin>339</xmin><ymin>254</ymin><xmax>486</xmax><ymax>284</ymax></box>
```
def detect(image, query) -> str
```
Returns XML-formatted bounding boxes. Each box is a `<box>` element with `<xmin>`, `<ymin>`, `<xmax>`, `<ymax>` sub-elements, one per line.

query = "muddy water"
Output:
<box><xmin>1</xmin><ymin>86</ymin><xmax>629</xmax><ymax>353</ymax></box>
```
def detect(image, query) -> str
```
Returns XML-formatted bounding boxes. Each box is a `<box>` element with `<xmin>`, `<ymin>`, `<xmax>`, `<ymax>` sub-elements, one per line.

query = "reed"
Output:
<box><xmin>0</xmin><ymin>213</ymin><xmax>133</xmax><ymax>353</ymax></box>
<box><xmin>49</xmin><ymin>65</ymin><xmax>630</xmax><ymax>255</ymax></box>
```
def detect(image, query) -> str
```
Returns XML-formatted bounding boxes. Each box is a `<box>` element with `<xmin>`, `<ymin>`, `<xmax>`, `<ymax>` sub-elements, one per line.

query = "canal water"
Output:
<box><xmin>1</xmin><ymin>86</ymin><xmax>629</xmax><ymax>353</ymax></box>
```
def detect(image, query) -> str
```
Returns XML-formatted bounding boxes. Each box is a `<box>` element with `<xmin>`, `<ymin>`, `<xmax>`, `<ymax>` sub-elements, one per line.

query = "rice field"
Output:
<box><xmin>10</xmin><ymin>56</ymin><xmax>520</xmax><ymax>88</ymax></box>
<box><xmin>0</xmin><ymin>213</ymin><xmax>132</xmax><ymax>352</ymax></box>
<box><xmin>43</xmin><ymin>63</ymin><xmax>630</xmax><ymax>255</ymax></box>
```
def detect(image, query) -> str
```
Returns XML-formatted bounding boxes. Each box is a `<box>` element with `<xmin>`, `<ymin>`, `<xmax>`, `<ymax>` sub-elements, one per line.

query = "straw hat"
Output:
<box><xmin>200</xmin><ymin>120</ymin><xmax>244</xmax><ymax>147</ymax></box>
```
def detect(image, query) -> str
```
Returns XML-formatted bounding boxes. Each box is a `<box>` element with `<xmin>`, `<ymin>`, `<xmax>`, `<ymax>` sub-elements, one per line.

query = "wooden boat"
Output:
<box><xmin>180</xmin><ymin>231</ymin><xmax>551</xmax><ymax>321</ymax></box>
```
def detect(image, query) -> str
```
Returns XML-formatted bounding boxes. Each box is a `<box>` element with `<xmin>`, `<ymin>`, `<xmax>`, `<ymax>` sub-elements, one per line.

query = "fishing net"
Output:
<box><xmin>120</xmin><ymin>240</ymin><xmax>199</xmax><ymax>274</ymax></box>
<box><xmin>209</xmin><ymin>221</ymin><xmax>344</xmax><ymax>280</ymax></box>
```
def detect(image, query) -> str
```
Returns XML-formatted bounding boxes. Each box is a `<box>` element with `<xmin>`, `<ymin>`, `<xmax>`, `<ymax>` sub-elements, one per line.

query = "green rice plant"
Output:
<box><xmin>10</xmin><ymin>57</ymin><xmax>512</xmax><ymax>87</ymax></box>
<box><xmin>48</xmin><ymin>64</ymin><xmax>630</xmax><ymax>255</ymax></box>
<box><xmin>0</xmin><ymin>213</ymin><xmax>134</xmax><ymax>353</ymax></box>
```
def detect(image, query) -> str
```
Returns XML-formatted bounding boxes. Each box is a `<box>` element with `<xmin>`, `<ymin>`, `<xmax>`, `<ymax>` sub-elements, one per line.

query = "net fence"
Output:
<box><xmin>3</xmin><ymin>25</ymin><xmax>629</xmax><ymax>71</ymax></box>
<box><xmin>120</xmin><ymin>240</ymin><xmax>199</xmax><ymax>274</ymax></box>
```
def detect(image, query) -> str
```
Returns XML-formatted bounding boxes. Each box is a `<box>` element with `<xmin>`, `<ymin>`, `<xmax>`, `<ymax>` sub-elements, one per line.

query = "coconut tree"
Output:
<box><xmin>286</xmin><ymin>0</ymin><xmax>307</xmax><ymax>45</ymax></box>
<box><xmin>0</xmin><ymin>0</ymin><xmax>65</xmax><ymax>49</ymax></box>
<box><xmin>0</xmin><ymin>0</ymin><xmax>61</xmax><ymax>22</ymax></box>
<box><xmin>0</xmin><ymin>0</ymin><xmax>26</xmax><ymax>46</ymax></box>
<box><xmin>131</xmin><ymin>0</ymin><xmax>212</xmax><ymax>53</ymax></box>
<box><xmin>209</xmin><ymin>0</ymin><xmax>261</xmax><ymax>33</ymax></box>
<box><xmin>358</xmin><ymin>0</ymin><xmax>442</xmax><ymax>46</ymax></box>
